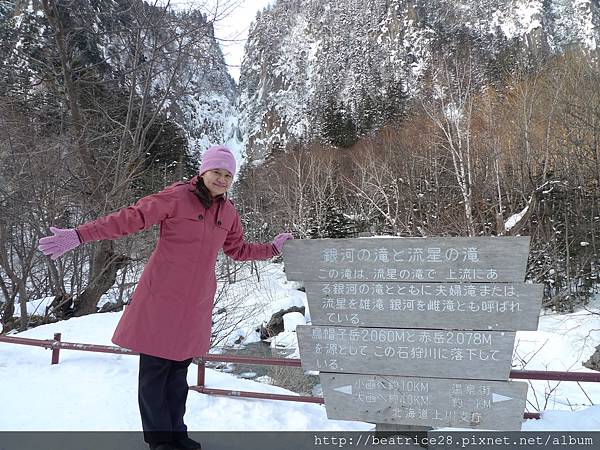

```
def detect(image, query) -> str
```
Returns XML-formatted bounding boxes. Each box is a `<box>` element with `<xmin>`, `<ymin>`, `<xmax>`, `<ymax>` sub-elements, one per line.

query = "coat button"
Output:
<box><xmin>198</xmin><ymin>214</ymin><xmax>204</xmax><ymax>220</ymax></box>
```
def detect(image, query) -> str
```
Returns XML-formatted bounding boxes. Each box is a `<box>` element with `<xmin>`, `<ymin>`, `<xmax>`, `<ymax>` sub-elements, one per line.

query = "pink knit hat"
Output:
<box><xmin>198</xmin><ymin>145</ymin><xmax>236</xmax><ymax>177</ymax></box>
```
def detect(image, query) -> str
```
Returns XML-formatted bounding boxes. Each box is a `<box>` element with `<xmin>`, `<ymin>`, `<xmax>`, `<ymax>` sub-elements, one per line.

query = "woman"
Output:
<box><xmin>38</xmin><ymin>145</ymin><xmax>293</xmax><ymax>450</ymax></box>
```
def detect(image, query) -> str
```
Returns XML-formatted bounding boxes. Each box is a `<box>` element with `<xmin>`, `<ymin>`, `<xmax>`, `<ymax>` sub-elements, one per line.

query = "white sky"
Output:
<box><xmin>170</xmin><ymin>0</ymin><xmax>276</xmax><ymax>82</ymax></box>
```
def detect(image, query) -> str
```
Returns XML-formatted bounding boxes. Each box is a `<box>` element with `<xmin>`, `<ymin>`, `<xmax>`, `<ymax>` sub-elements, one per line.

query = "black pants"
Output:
<box><xmin>138</xmin><ymin>353</ymin><xmax>193</xmax><ymax>444</ymax></box>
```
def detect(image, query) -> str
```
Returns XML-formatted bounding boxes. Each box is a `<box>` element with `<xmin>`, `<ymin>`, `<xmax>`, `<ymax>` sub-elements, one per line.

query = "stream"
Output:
<box><xmin>207</xmin><ymin>340</ymin><xmax>322</xmax><ymax>397</ymax></box>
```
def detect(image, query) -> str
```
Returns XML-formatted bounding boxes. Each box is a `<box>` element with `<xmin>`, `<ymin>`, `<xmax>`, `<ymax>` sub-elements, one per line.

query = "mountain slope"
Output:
<box><xmin>237</xmin><ymin>0</ymin><xmax>599</xmax><ymax>160</ymax></box>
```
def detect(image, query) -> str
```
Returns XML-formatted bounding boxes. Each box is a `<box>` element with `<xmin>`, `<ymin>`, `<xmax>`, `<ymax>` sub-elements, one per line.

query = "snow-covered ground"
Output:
<box><xmin>1</xmin><ymin>262</ymin><xmax>599</xmax><ymax>431</ymax></box>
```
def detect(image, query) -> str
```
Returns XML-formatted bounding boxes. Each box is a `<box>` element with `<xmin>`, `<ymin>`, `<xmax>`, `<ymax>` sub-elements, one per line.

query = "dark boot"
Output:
<box><xmin>149</xmin><ymin>443</ymin><xmax>178</xmax><ymax>450</ymax></box>
<box><xmin>174</xmin><ymin>436</ymin><xmax>202</xmax><ymax>450</ymax></box>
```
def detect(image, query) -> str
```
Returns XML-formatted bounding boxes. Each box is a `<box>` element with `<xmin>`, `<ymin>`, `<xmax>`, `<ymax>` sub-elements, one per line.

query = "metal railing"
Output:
<box><xmin>3</xmin><ymin>333</ymin><xmax>600</xmax><ymax>421</ymax></box>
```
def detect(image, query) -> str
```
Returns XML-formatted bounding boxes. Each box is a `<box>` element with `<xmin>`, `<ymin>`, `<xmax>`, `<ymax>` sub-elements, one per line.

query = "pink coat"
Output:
<box><xmin>77</xmin><ymin>176</ymin><xmax>275</xmax><ymax>361</ymax></box>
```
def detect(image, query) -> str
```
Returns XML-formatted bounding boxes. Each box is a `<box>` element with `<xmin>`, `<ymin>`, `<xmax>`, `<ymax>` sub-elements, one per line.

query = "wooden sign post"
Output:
<box><xmin>283</xmin><ymin>237</ymin><xmax>542</xmax><ymax>431</ymax></box>
<box><xmin>319</xmin><ymin>373</ymin><xmax>528</xmax><ymax>430</ymax></box>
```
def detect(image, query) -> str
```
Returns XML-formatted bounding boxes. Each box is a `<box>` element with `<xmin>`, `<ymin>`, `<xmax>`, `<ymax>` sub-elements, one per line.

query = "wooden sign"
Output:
<box><xmin>304</xmin><ymin>282</ymin><xmax>543</xmax><ymax>331</ymax></box>
<box><xmin>297</xmin><ymin>325</ymin><xmax>516</xmax><ymax>380</ymax></box>
<box><xmin>283</xmin><ymin>237</ymin><xmax>531</xmax><ymax>282</ymax></box>
<box><xmin>284</xmin><ymin>237</ymin><xmax>539</xmax><ymax>430</ymax></box>
<box><xmin>320</xmin><ymin>373</ymin><xmax>528</xmax><ymax>430</ymax></box>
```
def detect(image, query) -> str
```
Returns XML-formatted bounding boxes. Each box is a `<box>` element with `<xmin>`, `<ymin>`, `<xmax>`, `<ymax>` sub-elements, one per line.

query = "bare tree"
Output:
<box><xmin>263</xmin><ymin>145</ymin><xmax>341</xmax><ymax>238</ymax></box>
<box><xmin>344</xmin><ymin>137</ymin><xmax>411</xmax><ymax>235</ymax></box>
<box><xmin>421</xmin><ymin>52</ymin><xmax>477</xmax><ymax>236</ymax></box>
<box><xmin>37</xmin><ymin>0</ymin><xmax>216</xmax><ymax>316</ymax></box>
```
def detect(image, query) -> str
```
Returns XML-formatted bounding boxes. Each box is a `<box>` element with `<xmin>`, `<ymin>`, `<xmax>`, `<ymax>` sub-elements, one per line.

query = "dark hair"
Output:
<box><xmin>194</xmin><ymin>176</ymin><xmax>213</xmax><ymax>209</ymax></box>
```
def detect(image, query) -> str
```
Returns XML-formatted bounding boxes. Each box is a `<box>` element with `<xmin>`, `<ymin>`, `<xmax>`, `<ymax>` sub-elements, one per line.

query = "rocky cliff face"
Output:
<box><xmin>3</xmin><ymin>0</ymin><xmax>598</xmax><ymax>163</ymax></box>
<box><xmin>237</xmin><ymin>0</ymin><xmax>599</xmax><ymax>161</ymax></box>
<box><xmin>0</xmin><ymin>0</ymin><xmax>236</xmax><ymax>157</ymax></box>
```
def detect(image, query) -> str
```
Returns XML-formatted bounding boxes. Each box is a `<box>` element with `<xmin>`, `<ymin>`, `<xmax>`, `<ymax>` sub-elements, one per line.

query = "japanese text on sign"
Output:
<box><xmin>317</xmin><ymin>267</ymin><xmax>499</xmax><ymax>281</ymax></box>
<box><xmin>321</xmin><ymin>247</ymin><xmax>481</xmax><ymax>263</ymax></box>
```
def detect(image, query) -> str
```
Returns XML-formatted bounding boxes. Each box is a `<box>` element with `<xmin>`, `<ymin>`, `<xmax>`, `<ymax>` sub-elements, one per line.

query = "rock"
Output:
<box><xmin>259</xmin><ymin>306</ymin><xmax>305</xmax><ymax>340</ymax></box>
<box><xmin>583</xmin><ymin>345</ymin><xmax>600</xmax><ymax>372</ymax></box>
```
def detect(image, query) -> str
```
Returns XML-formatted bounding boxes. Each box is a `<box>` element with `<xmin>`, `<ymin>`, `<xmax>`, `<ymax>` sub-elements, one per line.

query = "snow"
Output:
<box><xmin>491</xmin><ymin>1</ymin><xmax>542</xmax><ymax>40</ymax></box>
<box><xmin>505</xmin><ymin>204</ymin><xmax>529</xmax><ymax>231</ymax></box>
<box><xmin>574</xmin><ymin>0</ymin><xmax>597</xmax><ymax>50</ymax></box>
<box><xmin>269</xmin><ymin>329</ymin><xmax>299</xmax><ymax>350</ymax></box>
<box><xmin>1</xmin><ymin>262</ymin><xmax>600</xmax><ymax>431</ymax></box>
<box><xmin>12</xmin><ymin>296</ymin><xmax>54</xmax><ymax>318</ymax></box>
<box><xmin>489</xmin><ymin>0</ymin><xmax>598</xmax><ymax>53</ymax></box>
<box><xmin>0</xmin><ymin>266</ymin><xmax>367</xmax><ymax>432</ymax></box>
<box><xmin>283</xmin><ymin>311</ymin><xmax>306</xmax><ymax>332</ymax></box>
<box><xmin>515</xmin><ymin>303</ymin><xmax>600</xmax><ymax>417</ymax></box>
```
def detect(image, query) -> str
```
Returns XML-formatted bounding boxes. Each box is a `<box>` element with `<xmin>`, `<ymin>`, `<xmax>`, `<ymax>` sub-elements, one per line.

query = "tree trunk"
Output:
<box><xmin>17</xmin><ymin>279</ymin><xmax>29</xmax><ymax>331</ymax></box>
<box><xmin>73</xmin><ymin>241</ymin><xmax>128</xmax><ymax>316</ymax></box>
<box><xmin>43</xmin><ymin>0</ymin><xmax>122</xmax><ymax>316</ymax></box>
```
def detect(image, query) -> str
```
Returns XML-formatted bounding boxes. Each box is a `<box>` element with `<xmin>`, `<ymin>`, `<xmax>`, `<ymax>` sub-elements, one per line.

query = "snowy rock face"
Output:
<box><xmin>237</xmin><ymin>0</ymin><xmax>599</xmax><ymax>160</ymax></box>
<box><xmin>0</xmin><ymin>0</ymin><xmax>236</xmax><ymax>156</ymax></box>
<box><xmin>167</xmin><ymin>24</ymin><xmax>238</xmax><ymax>158</ymax></box>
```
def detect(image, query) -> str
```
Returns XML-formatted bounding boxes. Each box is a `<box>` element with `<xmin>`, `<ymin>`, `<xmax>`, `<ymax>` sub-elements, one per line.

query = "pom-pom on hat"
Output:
<box><xmin>198</xmin><ymin>145</ymin><xmax>236</xmax><ymax>177</ymax></box>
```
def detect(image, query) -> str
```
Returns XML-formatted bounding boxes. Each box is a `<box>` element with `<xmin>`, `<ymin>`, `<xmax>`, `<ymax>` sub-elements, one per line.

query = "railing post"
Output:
<box><xmin>197</xmin><ymin>358</ymin><xmax>205</xmax><ymax>388</ymax></box>
<box><xmin>51</xmin><ymin>333</ymin><xmax>61</xmax><ymax>365</ymax></box>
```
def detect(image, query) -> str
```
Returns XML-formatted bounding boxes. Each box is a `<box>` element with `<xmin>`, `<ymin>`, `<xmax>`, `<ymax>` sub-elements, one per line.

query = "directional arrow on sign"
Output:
<box><xmin>492</xmin><ymin>393</ymin><xmax>513</xmax><ymax>403</ymax></box>
<box><xmin>334</xmin><ymin>385</ymin><xmax>352</xmax><ymax>395</ymax></box>
<box><xmin>320</xmin><ymin>373</ymin><xmax>529</xmax><ymax>430</ymax></box>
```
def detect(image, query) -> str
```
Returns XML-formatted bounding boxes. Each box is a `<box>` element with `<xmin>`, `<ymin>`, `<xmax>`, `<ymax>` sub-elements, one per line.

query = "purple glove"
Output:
<box><xmin>272</xmin><ymin>232</ymin><xmax>294</xmax><ymax>255</ymax></box>
<box><xmin>38</xmin><ymin>227</ymin><xmax>81</xmax><ymax>260</ymax></box>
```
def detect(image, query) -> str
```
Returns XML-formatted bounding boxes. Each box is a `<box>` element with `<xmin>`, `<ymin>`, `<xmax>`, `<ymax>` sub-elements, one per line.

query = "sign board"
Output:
<box><xmin>297</xmin><ymin>325</ymin><xmax>516</xmax><ymax>381</ymax></box>
<box><xmin>304</xmin><ymin>282</ymin><xmax>543</xmax><ymax>331</ymax></box>
<box><xmin>283</xmin><ymin>237</ymin><xmax>530</xmax><ymax>282</ymax></box>
<box><xmin>284</xmin><ymin>237</ymin><xmax>539</xmax><ymax>430</ymax></box>
<box><xmin>320</xmin><ymin>373</ymin><xmax>528</xmax><ymax>430</ymax></box>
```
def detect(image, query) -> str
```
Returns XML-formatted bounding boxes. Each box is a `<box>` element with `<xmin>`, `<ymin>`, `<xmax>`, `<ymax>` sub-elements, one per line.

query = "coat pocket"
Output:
<box><xmin>214</xmin><ymin>215</ymin><xmax>234</xmax><ymax>247</ymax></box>
<box><xmin>160</xmin><ymin>216</ymin><xmax>206</xmax><ymax>262</ymax></box>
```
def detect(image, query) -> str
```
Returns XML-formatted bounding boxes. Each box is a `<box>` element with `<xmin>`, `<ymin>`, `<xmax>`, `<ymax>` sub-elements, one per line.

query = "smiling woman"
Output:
<box><xmin>37</xmin><ymin>144</ymin><xmax>294</xmax><ymax>450</ymax></box>
<box><xmin>198</xmin><ymin>146</ymin><xmax>236</xmax><ymax>197</ymax></box>
<box><xmin>202</xmin><ymin>169</ymin><xmax>234</xmax><ymax>197</ymax></box>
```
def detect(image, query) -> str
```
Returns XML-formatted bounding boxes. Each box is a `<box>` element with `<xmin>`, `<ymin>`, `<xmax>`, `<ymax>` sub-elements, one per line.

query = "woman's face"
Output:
<box><xmin>201</xmin><ymin>169</ymin><xmax>233</xmax><ymax>197</ymax></box>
